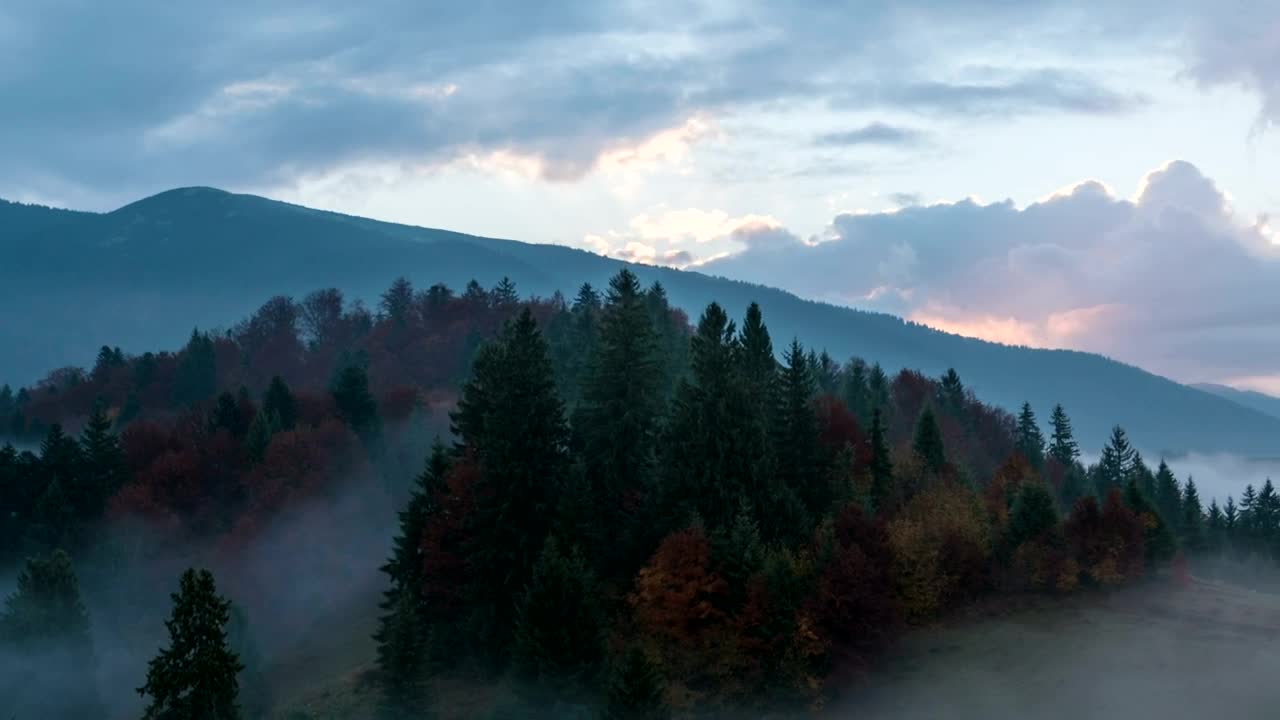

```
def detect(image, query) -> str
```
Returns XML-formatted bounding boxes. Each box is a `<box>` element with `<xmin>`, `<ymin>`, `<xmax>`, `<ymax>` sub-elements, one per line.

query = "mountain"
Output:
<box><xmin>1192</xmin><ymin>384</ymin><xmax>1280</xmax><ymax>422</ymax></box>
<box><xmin>3</xmin><ymin>186</ymin><xmax>1279</xmax><ymax>457</ymax></box>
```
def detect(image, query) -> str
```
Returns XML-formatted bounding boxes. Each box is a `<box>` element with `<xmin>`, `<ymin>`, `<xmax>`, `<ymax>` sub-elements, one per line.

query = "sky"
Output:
<box><xmin>3</xmin><ymin>1</ymin><xmax>1279</xmax><ymax>391</ymax></box>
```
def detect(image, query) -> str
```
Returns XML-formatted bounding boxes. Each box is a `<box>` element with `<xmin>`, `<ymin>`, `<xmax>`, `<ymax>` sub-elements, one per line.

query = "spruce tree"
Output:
<box><xmin>491</xmin><ymin>276</ymin><xmax>520</xmax><ymax>308</ymax></box>
<box><xmin>1005</xmin><ymin>482</ymin><xmax>1059</xmax><ymax>553</ymax></box>
<box><xmin>452</xmin><ymin>309</ymin><xmax>570</xmax><ymax>658</ymax></box>
<box><xmin>710</xmin><ymin>499</ymin><xmax>765</xmax><ymax>600</ymax></box>
<box><xmin>603</xmin><ymin>645</ymin><xmax>669</xmax><ymax>720</ymax></box>
<box><xmin>868</xmin><ymin>407</ymin><xmax>894</xmax><ymax>514</ymax></box>
<box><xmin>244</xmin><ymin>410</ymin><xmax>278</xmax><ymax>464</ymax></box>
<box><xmin>1015</xmin><ymin>402</ymin><xmax>1045</xmax><ymax>469</ymax></box>
<box><xmin>210</xmin><ymin>391</ymin><xmax>249</xmax><ymax>437</ymax></box>
<box><xmin>1206</xmin><ymin>499</ymin><xmax>1226</xmax><ymax>556</ymax></box>
<box><xmin>776</xmin><ymin>339</ymin><xmax>823</xmax><ymax>518</ymax></box>
<box><xmin>1154</xmin><ymin>460</ymin><xmax>1182</xmax><ymax>526</ymax></box>
<box><xmin>377</xmin><ymin>588</ymin><xmax>434</xmax><ymax>719</ymax></box>
<box><xmin>512</xmin><ymin>539</ymin><xmax>604</xmax><ymax>690</ymax></box>
<box><xmin>331</xmin><ymin>363</ymin><xmax>381</xmax><ymax>446</ymax></box>
<box><xmin>30</xmin><ymin>424</ymin><xmax>83</xmax><ymax>549</ymax></box>
<box><xmin>1257</xmin><ymin>479</ymin><xmax>1279</xmax><ymax>534</ymax></box>
<box><xmin>1048</xmin><ymin>404</ymin><xmax>1079</xmax><ymax>467</ymax></box>
<box><xmin>912</xmin><ymin>406</ymin><xmax>946</xmax><ymax>474</ymax></box>
<box><xmin>842</xmin><ymin>358</ymin><xmax>870</xmax><ymax>425</ymax></box>
<box><xmin>575</xmin><ymin>269</ymin><xmax>664</xmax><ymax>575</ymax></box>
<box><xmin>1180</xmin><ymin>477</ymin><xmax>1206</xmax><ymax>554</ymax></box>
<box><xmin>939</xmin><ymin>369</ymin><xmax>966</xmax><ymax>414</ymax></box>
<box><xmin>172</xmin><ymin>329</ymin><xmax>218</xmax><ymax>407</ymax></box>
<box><xmin>138</xmin><ymin>569</ymin><xmax>243</xmax><ymax>720</ymax></box>
<box><xmin>1096</xmin><ymin>426</ymin><xmax>1134</xmax><ymax>495</ymax></box>
<box><xmin>0</xmin><ymin>549</ymin><xmax>102</xmax><ymax>718</ymax></box>
<box><xmin>868</xmin><ymin>363</ymin><xmax>890</xmax><ymax>417</ymax></box>
<box><xmin>380</xmin><ymin>276</ymin><xmax>415</xmax><ymax>326</ymax></box>
<box><xmin>78</xmin><ymin>403</ymin><xmax>127</xmax><ymax>524</ymax></box>
<box><xmin>262</xmin><ymin>375</ymin><xmax>298</xmax><ymax>430</ymax></box>
<box><xmin>1123</xmin><ymin>478</ymin><xmax>1176</xmax><ymax>567</ymax></box>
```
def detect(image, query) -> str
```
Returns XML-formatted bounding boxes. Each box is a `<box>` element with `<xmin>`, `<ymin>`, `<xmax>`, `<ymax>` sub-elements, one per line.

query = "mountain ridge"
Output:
<box><xmin>3</xmin><ymin>187</ymin><xmax>1278</xmax><ymax>457</ymax></box>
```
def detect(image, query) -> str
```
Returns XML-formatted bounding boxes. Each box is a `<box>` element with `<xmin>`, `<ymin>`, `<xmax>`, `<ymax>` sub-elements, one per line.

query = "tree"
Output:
<box><xmin>842</xmin><ymin>358</ymin><xmax>870</xmax><ymax>424</ymax></box>
<box><xmin>210</xmin><ymin>391</ymin><xmax>249</xmax><ymax>437</ymax></box>
<box><xmin>380</xmin><ymin>276</ymin><xmax>415</xmax><ymax>326</ymax></box>
<box><xmin>376</xmin><ymin>588</ymin><xmax>433</xmax><ymax>719</ymax></box>
<box><xmin>1005</xmin><ymin>482</ymin><xmax>1059</xmax><ymax>554</ymax></box>
<box><xmin>0</xmin><ymin>550</ymin><xmax>102</xmax><ymax>718</ymax></box>
<box><xmin>1015</xmin><ymin>402</ymin><xmax>1045</xmax><ymax>469</ymax></box>
<box><xmin>1123</xmin><ymin>479</ymin><xmax>1176</xmax><ymax>567</ymax></box>
<box><xmin>1154</xmin><ymin>460</ymin><xmax>1182</xmax><ymax>527</ymax></box>
<box><xmin>776</xmin><ymin>339</ymin><xmax>824</xmax><ymax>518</ymax></box>
<box><xmin>868</xmin><ymin>408</ymin><xmax>894</xmax><ymax>514</ymax></box>
<box><xmin>30</xmin><ymin>423</ymin><xmax>83</xmax><ymax>549</ymax></box>
<box><xmin>1096</xmin><ymin>426</ymin><xmax>1134</xmax><ymax>495</ymax></box>
<box><xmin>138</xmin><ymin>568</ymin><xmax>244</xmax><ymax>720</ymax></box>
<box><xmin>939</xmin><ymin>369</ymin><xmax>966</xmax><ymax>414</ymax></box>
<box><xmin>331</xmin><ymin>363</ymin><xmax>381</xmax><ymax>446</ymax></box>
<box><xmin>912</xmin><ymin>406</ymin><xmax>946</xmax><ymax>474</ymax></box>
<box><xmin>512</xmin><ymin>539</ymin><xmax>604</xmax><ymax>691</ymax></box>
<box><xmin>491</xmin><ymin>276</ymin><xmax>520</xmax><ymax>308</ymax></box>
<box><xmin>79</xmin><ymin>403</ymin><xmax>128</xmax><ymax>523</ymax></box>
<box><xmin>603</xmin><ymin>645</ymin><xmax>669</xmax><ymax>720</ymax></box>
<box><xmin>452</xmin><ymin>308</ymin><xmax>570</xmax><ymax>658</ymax></box>
<box><xmin>172</xmin><ymin>328</ymin><xmax>218</xmax><ymax>407</ymax></box>
<box><xmin>262</xmin><ymin>375</ymin><xmax>297</xmax><ymax>431</ymax></box>
<box><xmin>1048</xmin><ymin>404</ymin><xmax>1079</xmax><ymax>467</ymax></box>
<box><xmin>574</xmin><ymin>269</ymin><xmax>664</xmax><ymax>576</ymax></box>
<box><xmin>1180</xmin><ymin>477</ymin><xmax>1206</xmax><ymax>554</ymax></box>
<box><xmin>868</xmin><ymin>363</ymin><xmax>890</xmax><ymax>417</ymax></box>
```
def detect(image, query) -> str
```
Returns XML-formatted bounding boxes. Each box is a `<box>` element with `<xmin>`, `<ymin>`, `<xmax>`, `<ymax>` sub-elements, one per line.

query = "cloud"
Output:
<box><xmin>704</xmin><ymin>160</ymin><xmax>1280</xmax><ymax>385</ymax></box>
<box><xmin>814</xmin><ymin>123</ymin><xmax>926</xmax><ymax>147</ymax></box>
<box><xmin>860</xmin><ymin>68</ymin><xmax>1147</xmax><ymax>117</ymax></box>
<box><xmin>582</xmin><ymin>207</ymin><xmax>789</xmax><ymax>268</ymax></box>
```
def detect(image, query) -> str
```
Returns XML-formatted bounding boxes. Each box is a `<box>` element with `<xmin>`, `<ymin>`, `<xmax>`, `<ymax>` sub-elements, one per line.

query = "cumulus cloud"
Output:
<box><xmin>705</xmin><ymin>160</ymin><xmax>1280</xmax><ymax>385</ymax></box>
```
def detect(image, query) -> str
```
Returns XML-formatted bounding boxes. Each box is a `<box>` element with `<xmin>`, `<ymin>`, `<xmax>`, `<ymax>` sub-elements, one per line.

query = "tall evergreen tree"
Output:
<box><xmin>380</xmin><ymin>277</ymin><xmax>415</xmax><ymax>326</ymax></box>
<box><xmin>1015</xmin><ymin>402</ymin><xmax>1045</xmax><ymax>469</ymax></box>
<box><xmin>868</xmin><ymin>407</ymin><xmax>894</xmax><ymax>514</ymax></box>
<box><xmin>575</xmin><ymin>269</ymin><xmax>664</xmax><ymax>575</ymax></box>
<box><xmin>451</xmin><ymin>308</ymin><xmax>569</xmax><ymax>658</ymax></box>
<box><xmin>376</xmin><ymin>588</ymin><xmax>434</xmax><ymax>719</ymax></box>
<box><xmin>1180</xmin><ymin>477</ymin><xmax>1206</xmax><ymax>554</ymax></box>
<box><xmin>0</xmin><ymin>549</ymin><xmax>102</xmax><ymax>718</ymax></box>
<box><xmin>912</xmin><ymin>406</ymin><xmax>946</xmax><ymax>474</ymax></box>
<box><xmin>1206</xmin><ymin>499</ymin><xmax>1226</xmax><ymax>555</ymax></box>
<box><xmin>868</xmin><ymin>363</ymin><xmax>890</xmax><ymax>417</ymax></box>
<box><xmin>1096</xmin><ymin>426</ymin><xmax>1134</xmax><ymax>495</ymax></box>
<box><xmin>1124</xmin><ymin>478</ymin><xmax>1176</xmax><ymax>567</ymax></box>
<box><xmin>939</xmin><ymin>369</ymin><xmax>966</xmax><ymax>415</ymax></box>
<box><xmin>776</xmin><ymin>339</ymin><xmax>823</xmax><ymax>519</ymax></box>
<box><xmin>262</xmin><ymin>375</ymin><xmax>298</xmax><ymax>431</ymax></box>
<box><xmin>491</xmin><ymin>276</ymin><xmax>520</xmax><ymax>308</ymax></box>
<box><xmin>30</xmin><ymin>423</ymin><xmax>83</xmax><ymax>549</ymax></box>
<box><xmin>603</xmin><ymin>645</ymin><xmax>670</xmax><ymax>720</ymax></box>
<box><xmin>1048</xmin><ymin>404</ymin><xmax>1080</xmax><ymax>467</ymax></box>
<box><xmin>331</xmin><ymin>363</ymin><xmax>381</xmax><ymax>446</ymax></box>
<box><xmin>172</xmin><ymin>329</ymin><xmax>218</xmax><ymax>407</ymax></box>
<box><xmin>644</xmin><ymin>281</ymin><xmax>688</xmax><ymax>404</ymax></box>
<box><xmin>1005</xmin><ymin>482</ymin><xmax>1059</xmax><ymax>553</ymax></box>
<box><xmin>138</xmin><ymin>569</ymin><xmax>244</xmax><ymax>720</ymax></box>
<box><xmin>842</xmin><ymin>358</ymin><xmax>870</xmax><ymax>425</ymax></box>
<box><xmin>1256</xmin><ymin>479</ymin><xmax>1279</xmax><ymax>534</ymax></box>
<box><xmin>1154</xmin><ymin>460</ymin><xmax>1182</xmax><ymax>526</ymax></box>
<box><xmin>78</xmin><ymin>403</ymin><xmax>127</xmax><ymax>524</ymax></box>
<box><xmin>512</xmin><ymin>538</ymin><xmax>604</xmax><ymax>692</ymax></box>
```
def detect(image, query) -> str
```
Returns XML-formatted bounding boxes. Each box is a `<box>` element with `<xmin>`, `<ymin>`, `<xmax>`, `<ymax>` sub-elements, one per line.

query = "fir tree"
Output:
<box><xmin>868</xmin><ymin>407</ymin><xmax>894</xmax><ymax>514</ymax></box>
<box><xmin>1206</xmin><ymin>499</ymin><xmax>1226</xmax><ymax>556</ymax></box>
<box><xmin>380</xmin><ymin>277</ymin><xmax>415</xmax><ymax>326</ymax></box>
<box><xmin>1257</xmin><ymin>479</ymin><xmax>1279</xmax><ymax>534</ymax></box>
<box><xmin>79</xmin><ymin>403</ymin><xmax>127</xmax><ymax>523</ymax></box>
<box><xmin>1180</xmin><ymin>477</ymin><xmax>1206</xmax><ymax>554</ymax></box>
<box><xmin>575</xmin><ymin>269</ymin><xmax>664</xmax><ymax>575</ymax></box>
<box><xmin>842</xmin><ymin>358</ymin><xmax>870</xmax><ymax>425</ymax></box>
<box><xmin>138</xmin><ymin>569</ymin><xmax>244</xmax><ymax>720</ymax></box>
<box><xmin>376</xmin><ymin>588</ymin><xmax>434</xmax><ymax>719</ymax></box>
<box><xmin>452</xmin><ymin>308</ymin><xmax>570</xmax><ymax>658</ymax></box>
<box><xmin>1154</xmin><ymin>460</ymin><xmax>1182</xmax><ymax>527</ymax></box>
<box><xmin>912</xmin><ymin>406</ymin><xmax>946</xmax><ymax>474</ymax></box>
<box><xmin>244</xmin><ymin>410</ymin><xmax>278</xmax><ymax>464</ymax></box>
<box><xmin>1015</xmin><ymin>402</ymin><xmax>1045</xmax><ymax>469</ymax></box>
<box><xmin>491</xmin><ymin>276</ymin><xmax>520</xmax><ymax>308</ymax></box>
<box><xmin>262</xmin><ymin>375</ymin><xmax>297</xmax><ymax>430</ymax></box>
<box><xmin>868</xmin><ymin>363</ymin><xmax>890</xmax><ymax>417</ymax></box>
<box><xmin>172</xmin><ymin>329</ymin><xmax>218</xmax><ymax>407</ymax></box>
<box><xmin>30</xmin><ymin>424</ymin><xmax>83</xmax><ymax>549</ymax></box>
<box><xmin>776</xmin><ymin>339</ymin><xmax>823</xmax><ymax>518</ymax></box>
<box><xmin>603</xmin><ymin>645</ymin><xmax>669</xmax><ymax>720</ymax></box>
<box><xmin>1005</xmin><ymin>482</ymin><xmax>1059</xmax><ymax>552</ymax></box>
<box><xmin>512</xmin><ymin>539</ymin><xmax>604</xmax><ymax>690</ymax></box>
<box><xmin>1224</xmin><ymin>495</ymin><xmax>1238</xmax><ymax>531</ymax></box>
<box><xmin>1096</xmin><ymin>425</ymin><xmax>1134</xmax><ymax>495</ymax></box>
<box><xmin>710</xmin><ymin>499</ymin><xmax>765</xmax><ymax>600</ymax></box>
<box><xmin>1048</xmin><ymin>404</ymin><xmax>1079</xmax><ymax>467</ymax></box>
<box><xmin>939</xmin><ymin>369</ymin><xmax>966</xmax><ymax>414</ymax></box>
<box><xmin>210</xmin><ymin>391</ymin><xmax>249</xmax><ymax>437</ymax></box>
<box><xmin>331</xmin><ymin>363</ymin><xmax>381</xmax><ymax>446</ymax></box>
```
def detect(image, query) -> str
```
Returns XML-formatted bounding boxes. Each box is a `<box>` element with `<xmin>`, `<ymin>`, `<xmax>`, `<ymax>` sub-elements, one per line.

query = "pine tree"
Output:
<box><xmin>644</xmin><ymin>281</ymin><xmax>688</xmax><ymax>405</ymax></box>
<box><xmin>1224</xmin><ymin>496</ymin><xmax>1239</xmax><ymax>532</ymax></box>
<box><xmin>331</xmin><ymin>363</ymin><xmax>381</xmax><ymax>446</ymax></box>
<box><xmin>1048</xmin><ymin>404</ymin><xmax>1079</xmax><ymax>467</ymax></box>
<box><xmin>452</xmin><ymin>308</ymin><xmax>570</xmax><ymax>658</ymax></box>
<box><xmin>575</xmin><ymin>269</ymin><xmax>664</xmax><ymax>575</ymax></box>
<box><xmin>868</xmin><ymin>407</ymin><xmax>894</xmax><ymax>514</ymax></box>
<box><xmin>138</xmin><ymin>569</ymin><xmax>243</xmax><ymax>720</ymax></box>
<box><xmin>210</xmin><ymin>391</ymin><xmax>249</xmax><ymax>437</ymax></box>
<box><xmin>710</xmin><ymin>499</ymin><xmax>765</xmax><ymax>600</ymax></box>
<box><xmin>1180</xmin><ymin>477</ymin><xmax>1206</xmax><ymax>554</ymax></box>
<box><xmin>0</xmin><ymin>549</ymin><xmax>102</xmax><ymax>717</ymax></box>
<box><xmin>512</xmin><ymin>538</ymin><xmax>604</xmax><ymax>690</ymax></box>
<box><xmin>776</xmin><ymin>339</ymin><xmax>823</xmax><ymax>518</ymax></box>
<box><xmin>1154</xmin><ymin>460</ymin><xmax>1182</xmax><ymax>527</ymax></box>
<box><xmin>380</xmin><ymin>277</ymin><xmax>415</xmax><ymax>326</ymax></box>
<box><xmin>737</xmin><ymin>303</ymin><xmax>777</xmax><ymax>409</ymax></box>
<box><xmin>842</xmin><ymin>358</ymin><xmax>870</xmax><ymax>425</ymax></box>
<box><xmin>1015</xmin><ymin>402</ymin><xmax>1045</xmax><ymax>469</ymax></box>
<box><xmin>78</xmin><ymin>403</ymin><xmax>127</xmax><ymax>524</ymax></box>
<box><xmin>262</xmin><ymin>375</ymin><xmax>297</xmax><ymax>430</ymax></box>
<box><xmin>1096</xmin><ymin>426</ymin><xmax>1134</xmax><ymax>495</ymax></box>
<box><xmin>912</xmin><ymin>406</ymin><xmax>946</xmax><ymax>474</ymax></box>
<box><xmin>603</xmin><ymin>645</ymin><xmax>669</xmax><ymax>720</ymax></box>
<box><xmin>1058</xmin><ymin>463</ymin><xmax>1090</xmax><ymax>511</ymax></box>
<box><xmin>1257</xmin><ymin>479</ymin><xmax>1279</xmax><ymax>534</ymax></box>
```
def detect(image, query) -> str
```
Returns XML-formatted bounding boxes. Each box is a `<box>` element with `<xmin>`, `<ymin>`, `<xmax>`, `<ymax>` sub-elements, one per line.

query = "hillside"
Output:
<box><xmin>1192</xmin><ymin>383</ymin><xmax>1280</xmax><ymax>422</ymax></box>
<box><xmin>3</xmin><ymin>186</ymin><xmax>1279</xmax><ymax>456</ymax></box>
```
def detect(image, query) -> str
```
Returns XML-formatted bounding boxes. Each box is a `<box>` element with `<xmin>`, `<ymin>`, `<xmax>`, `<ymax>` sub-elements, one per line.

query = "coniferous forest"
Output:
<box><xmin>1</xmin><ymin>270</ymin><xmax>1276</xmax><ymax>718</ymax></box>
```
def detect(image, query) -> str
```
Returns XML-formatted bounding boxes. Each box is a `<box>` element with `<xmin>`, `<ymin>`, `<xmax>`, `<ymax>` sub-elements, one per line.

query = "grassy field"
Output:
<box><xmin>267</xmin><ymin>578</ymin><xmax>1280</xmax><ymax>719</ymax></box>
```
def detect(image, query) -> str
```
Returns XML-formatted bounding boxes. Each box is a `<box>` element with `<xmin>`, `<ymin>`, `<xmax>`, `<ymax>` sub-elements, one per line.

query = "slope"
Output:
<box><xmin>1192</xmin><ymin>384</ymin><xmax>1280</xmax><ymax>422</ymax></box>
<box><xmin>2</xmin><ymin>187</ymin><xmax>1278</xmax><ymax>457</ymax></box>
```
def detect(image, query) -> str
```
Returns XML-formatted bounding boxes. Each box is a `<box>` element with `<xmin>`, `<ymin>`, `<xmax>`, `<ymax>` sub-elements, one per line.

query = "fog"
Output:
<box><xmin>1160</xmin><ymin>452</ymin><xmax>1280</xmax><ymax>505</ymax></box>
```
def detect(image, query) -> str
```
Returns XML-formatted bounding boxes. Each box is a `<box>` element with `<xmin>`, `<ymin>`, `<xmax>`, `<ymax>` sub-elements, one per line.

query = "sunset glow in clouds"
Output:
<box><xmin>2</xmin><ymin>0</ymin><xmax>1279</xmax><ymax>390</ymax></box>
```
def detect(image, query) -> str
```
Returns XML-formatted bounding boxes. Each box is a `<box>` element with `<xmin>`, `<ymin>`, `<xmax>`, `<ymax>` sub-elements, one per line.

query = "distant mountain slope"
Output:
<box><xmin>1192</xmin><ymin>384</ymin><xmax>1280</xmax><ymax>422</ymax></box>
<box><xmin>3</xmin><ymin>186</ymin><xmax>1279</xmax><ymax>457</ymax></box>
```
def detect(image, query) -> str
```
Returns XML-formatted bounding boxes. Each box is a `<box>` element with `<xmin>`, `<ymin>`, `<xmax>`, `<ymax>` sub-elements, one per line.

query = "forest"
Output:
<box><xmin>1</xmin><ymin>269</ymin><xmax>1275</xmax><ymax>718</ymax></box>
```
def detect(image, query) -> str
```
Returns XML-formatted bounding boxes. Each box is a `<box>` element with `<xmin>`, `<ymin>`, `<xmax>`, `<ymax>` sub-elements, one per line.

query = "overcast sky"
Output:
<box><xmin>3</xmin><ymin>1</ymin><xmax>1279</xmax><ymax>391</ymax></box>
